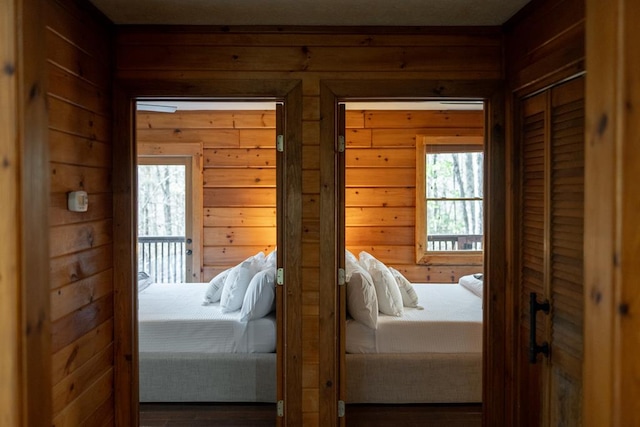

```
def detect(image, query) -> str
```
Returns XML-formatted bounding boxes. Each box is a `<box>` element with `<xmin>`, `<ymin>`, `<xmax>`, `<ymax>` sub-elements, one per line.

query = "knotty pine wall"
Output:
<box><xmin>345</xmin><ymin>109</ymin><xmax>484</xmax><ymax>282</ymax></box>
<box><xmin>136</xmin><ymin>108</ymin><xmax>484</xmax><ymax>283</ymax></box>
<box><xmin>47</xmin><ymin>0</ymin><xmax>115</xmax><ymax>425</ymax></box>
<box><xmin>116</xmin><ymin>27</ymin><xmax>501</xmax><ymax>426</ymax></box>
<box><xmin>136</xmin><ymin>110</ymin><xmax>277</xmax><ymax>280</ymax></box>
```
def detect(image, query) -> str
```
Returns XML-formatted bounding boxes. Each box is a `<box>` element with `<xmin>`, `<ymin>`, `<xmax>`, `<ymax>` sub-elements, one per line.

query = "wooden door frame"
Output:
<box><xmin>2</xmin><ymin>0</ymin><xmax>51</xmax><ymax>425</ymax></box>
<box><xmin>319</xmin><ymin>79</ymin><xmax>506</xmax><ymax>426</ymax></box>
<box><xmin>112</xmin><ymin>79</ymin><xmax>303</xmax><ymax>426</ymax></box>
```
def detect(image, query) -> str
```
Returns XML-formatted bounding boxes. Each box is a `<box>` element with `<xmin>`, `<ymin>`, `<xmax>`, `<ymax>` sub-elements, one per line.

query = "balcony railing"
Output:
<box><xmin>427</xmin><ymin>234</ymin><xmax>483</xmax><ymax>251</ymax></box>
<box><xmin>138</xmin><ymin>236</ymin><xmax>186</xmax><ymax>283</ymax></box>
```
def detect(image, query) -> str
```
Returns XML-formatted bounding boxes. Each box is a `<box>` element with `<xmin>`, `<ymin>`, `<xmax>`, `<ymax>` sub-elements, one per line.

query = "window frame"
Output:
<box><xmin>137</xmin><ymin>143</ymin><xmax>204</xmax><ymax>282</ymax></box>
<box><xmin>415</xmin><ymin>135</ymin><xmax>485</xmax><ymax>265</ymax></box>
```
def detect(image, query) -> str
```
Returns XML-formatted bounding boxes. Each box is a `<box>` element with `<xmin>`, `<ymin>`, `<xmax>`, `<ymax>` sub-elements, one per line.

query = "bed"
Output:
<box><xmin>345</xmin><ymin>283</ymin><xmax>483</xmax><ymax>404</ymax></box>
<box><xmin>344</xmin><ymin>258</ymin><xmax>484</xmax><ymax>404</ymax></box>
<box><xmin>138</xmin><ymin>282</ymin><xmax>277</xmax><ymax>402</ymax></box>
<box><xmin>137</xmin><ymin>248</ymin><xmax>483</xmax><ymax>405</ymax></box>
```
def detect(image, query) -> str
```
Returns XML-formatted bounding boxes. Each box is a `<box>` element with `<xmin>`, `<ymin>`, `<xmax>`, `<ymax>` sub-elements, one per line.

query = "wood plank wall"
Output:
<box><xmin>136</xmin><ymin>110</ymin><xmax>277</xmax><ymax>280</ymax></box>
<box><xmin>584</xmin><ymin>0</ymin><xmax>640</xmax><ymax>426</ymax></box>
<box><xmin>504</xmin><ymin>0</ymin><xmax>585</xmax><ymax>93</ymax></box>
<box><xmin>136</xmin><ymin>108</ymin><xmax>484</xmax><ymax>284</ymax></box>
<box><xmin>345</xmin><ymin>109</ymin><xmax>484</xmax><ymax>282</ymax></box>
<box><xmin>0</xmin><ymin>0</ymin><xmax>21</xmax><ymax>422</ymax></box>
<box><xmin>116</xmin><ymin>27</ymin><xmax>502</xmax><ymax>426</ymax></box>
<box><xmin>503</xmin><ymin>0</ymin><xmax>585</xmax><ymax>425</ymax></box>
<box><xmin>46</xmin><ymin>0</ymin><xmax>115</xmax><ymax>425</ymax></box>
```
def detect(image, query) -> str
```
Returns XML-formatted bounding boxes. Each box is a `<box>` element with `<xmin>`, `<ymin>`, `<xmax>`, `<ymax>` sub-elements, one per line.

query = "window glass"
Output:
<box><xmin>425</xmin><ymin>150</ymin><xmax>483</xmax><ymax>252</ymax></box>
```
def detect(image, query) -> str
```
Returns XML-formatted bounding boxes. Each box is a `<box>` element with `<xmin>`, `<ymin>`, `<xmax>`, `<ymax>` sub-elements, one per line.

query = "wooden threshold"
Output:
<box><xmin>345</xmin><ymin>403</ymin><xmax>483</xmax><ymax>427</ymax></box>
<box><xmin>139</xmin><ymin>403</ymin><xmax>276</xmax><ymax>427</ymax></box>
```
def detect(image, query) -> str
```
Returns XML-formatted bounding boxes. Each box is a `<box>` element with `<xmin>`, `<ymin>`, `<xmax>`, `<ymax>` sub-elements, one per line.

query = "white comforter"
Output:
<box><xmin>346</xmin><ymin>283</ymin><xmax>482</xmax><ymax>353</ymax></box>
<box><xmin>138</xmin><ymin>282</ymin><xmax>276</xmax><ymax>353</ymax></box>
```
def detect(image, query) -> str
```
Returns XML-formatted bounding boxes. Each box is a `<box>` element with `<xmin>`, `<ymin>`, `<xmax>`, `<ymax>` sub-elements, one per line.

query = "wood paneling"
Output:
<box><xmin>584</xmin><ymin>0</ymin><xmax>640</xmax><ymax>426</ymax></box>
<box><xmin>1</xmin><ymin>0</ymin><xmax>23</xmax><ymax>423</ymax></box>
<box><xmin>14</xmin><ymin>0</ymin><xmax>54</xmax><ymax>425</ymax></box>
<box><xmin>513</xmin><ymin>77</ymin><xmax>585</xmax><ymax>427</ymax></box>
<box><xmin>345</xmin><ymin>110</ymin><xmax>484</xmax><ymax>282</ymax></box>
<box><xmin>46</xmin><ymin>0</ymin><xmax>114</xmax><ymax>425</ymax></box>
<box><xmin>117</xmin><ymin>27</ymin><xmax>503</xmax><ymax>426</ymax></box>
<box><xmin>504</xmin><ymin>2</ymin><xmax>586</xmax><ymax>425</ymax></box>
<box><xmin>136</xmin><ymin>110</ymin><xmax>277</xmax><ymax>278</ymax></box>
<box><xmin>504</xmin><ymin>0</ymin><xmax>585</xmax><ymax>94</ymax></box>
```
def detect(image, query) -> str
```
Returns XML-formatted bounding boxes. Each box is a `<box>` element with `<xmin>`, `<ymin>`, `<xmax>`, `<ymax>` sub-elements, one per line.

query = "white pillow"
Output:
<box><xmin>264</xmin><ymin>249</ymin><xmax>277</xmax><ymax>269</ymax></box>
<box><xmin>346</xmin><ymin>267</ymin><xmax>378</xmax><ymax>329</ymax></box>
<box><xmin>345</xmin><ymin>249</ymin><xmax>358</xmax><ymax>267</ymax></box>
<box><xmin>202</xmin><ymin>268</ymin><xmax>231</xmax><ymax>304</ymax></box>
<box><xmin>358</xmin><ymin>251</ymin><xmax>403</xmax><ymax>317</ymax></box>
<box><xmin>459</xmin><ymin>274</ymin><xmax>483</xmax><ymax>298</ymax></box>
<box><xmin>240</xmin><ymin>267</ymin><xmax>276</xmax><ymax>322</ymax></box>
<box><xmin>220</xmin><ymin>253</ymin><xmax>265</xmax><ymax>313</ymax></box>
<box><xmin>388</xmin><ymin>267</ymin><xmax>422</xmax><ymax>309</ymax></box>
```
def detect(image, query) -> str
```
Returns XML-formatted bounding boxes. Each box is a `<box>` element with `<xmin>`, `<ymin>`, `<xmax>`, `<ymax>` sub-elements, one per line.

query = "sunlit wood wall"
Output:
<box><xmin>136</xmin><ymin>110</ymin><xmax>277</xmax><ymax>280</ymax></box>
<box><xmin>345</xmin><ymin>109</ymin><xmax>484</xmax><ymax>282</ymax></box>
<box><xmin>46</xmin><ymin>0</ymin><xmax>115</xmax><ymax>425</ymax></box>
<box><xmin>136</xmin><ymin>108</ymin><xmax>484</xmax><ymax>284</ymax></box>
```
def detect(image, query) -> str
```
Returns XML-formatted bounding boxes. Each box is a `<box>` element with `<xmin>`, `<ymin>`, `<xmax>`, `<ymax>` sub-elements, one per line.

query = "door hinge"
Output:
<box><xmin>276</xmin><ymin>134</ymin><xmax>284</xmax><ymax>152</ymax></box>
<box><xmin>338</xmin><ymin>400</ymin><xmax>345</xmax><ymax>417</ymax></box>
<box><xmin>277</xmin><ymin>400</ymin><xmax>284</xmax><ymax>417</ymax></box>
<box><xmin>338</xmin><ymin>268</ymin><xmax>346</xmax><ymax>286</ymax></box>
<box><xmin>276</xmin><ymin>268</ymin><xmax>284</xmax><ymax>285</ymax></box>
<box><xmin>337</xmin><ymin>135</ymin><xmax>346</xmax><ymax>153</ymax></box>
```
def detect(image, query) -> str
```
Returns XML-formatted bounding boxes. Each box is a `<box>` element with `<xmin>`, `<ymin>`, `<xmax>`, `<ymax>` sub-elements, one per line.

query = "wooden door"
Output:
<box><xmin>515</xmin><ymin>76</ymin><xmax>584</xmax><ymax>426</ymax></box>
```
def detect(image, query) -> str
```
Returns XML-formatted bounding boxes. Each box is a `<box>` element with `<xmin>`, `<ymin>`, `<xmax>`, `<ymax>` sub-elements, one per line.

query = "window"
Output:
<box><xmin>138</xmin><ymin>160</ymin><xmax>188</xmax><ymax>283</ymax></box>
<box><xmin>416</xmin><ymin>136</ymin><xmax>484</xmax><ymax>264</ymax></box>
<box><xmin>137</xmin><ymin>143</ymin><xmax>204</xmax><ymax>283</ymax></box>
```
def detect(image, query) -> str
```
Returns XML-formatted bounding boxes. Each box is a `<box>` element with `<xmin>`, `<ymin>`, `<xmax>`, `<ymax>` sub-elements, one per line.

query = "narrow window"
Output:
<box><xmin>416</xmin><ymin>137</ymin><xmax>484</xmax><ymax>264</ymax></box>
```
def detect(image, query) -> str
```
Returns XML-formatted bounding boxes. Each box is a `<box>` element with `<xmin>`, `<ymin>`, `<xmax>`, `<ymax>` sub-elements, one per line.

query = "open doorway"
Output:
<box><xmin>135</xmin><ymin>99</ymin><xmax>279</xmax><ymax>423</ymax></box>
<box><xmin>339</xmin><ymin>101</ymin><xmax>485</xmax><ymax>422</ymax></box>
<box><xmin>316</xmin><ymin>79</ymin><xmax>505</xmax><ymax>425</ymax></box>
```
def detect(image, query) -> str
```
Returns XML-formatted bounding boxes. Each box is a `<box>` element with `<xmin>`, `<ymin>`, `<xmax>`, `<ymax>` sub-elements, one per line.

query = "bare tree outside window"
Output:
<box><xmin>138</xmin><ymin>164</ymin><xmax>187</xmax><ymax>282</ymax></box>
<box><xmin>426</xmin><ymin>151</ymin><xmax>484</xmax><ymax>251</ymax></box>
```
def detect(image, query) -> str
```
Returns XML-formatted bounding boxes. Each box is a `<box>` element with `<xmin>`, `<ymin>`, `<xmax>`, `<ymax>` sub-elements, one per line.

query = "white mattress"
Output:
<box><xmin>138</xmin><ymin>282</ymin><xmax>276</xmax><ymax>353</ymax></box>
<box><xmin>346</xmin><ymin>283</ymin><xmax>482</xmax><ymax>353</ymax></box>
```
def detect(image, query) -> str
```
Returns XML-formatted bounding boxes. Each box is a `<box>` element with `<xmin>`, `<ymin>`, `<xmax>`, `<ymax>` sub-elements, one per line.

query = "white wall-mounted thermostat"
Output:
<box><xmin>67</xmin><ymin>191</ymin><xmax>89</xmax><ymax>212</ymax></box>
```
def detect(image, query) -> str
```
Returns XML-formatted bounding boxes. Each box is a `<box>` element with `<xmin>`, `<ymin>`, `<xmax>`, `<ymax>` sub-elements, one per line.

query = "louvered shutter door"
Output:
<box><xmin>549</xmin><ymin>77</ymin><xmax>584</xmax><ymax>425</ymax></box>
<box><xmin>517</xmin><ymin>92</ymin><xmax>547</xmax><ymax>427</ymax></box>
<box><xmin>515</xmin><ymin>76</ymin><xmax>585</xmax><ymax>426</ymax></box>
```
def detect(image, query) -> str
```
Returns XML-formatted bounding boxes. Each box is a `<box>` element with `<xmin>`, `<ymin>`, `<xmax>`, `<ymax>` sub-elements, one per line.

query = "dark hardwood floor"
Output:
<box><xmin>139</xmin><ymin>403</ymin><xmax>276</xmax><ymax>427</ymax></box>
<box><xmin>139</xmin><ymin>403</ymin><xmax>482</xmax><ymax>427</ymax></box>
<box><xmin>346</xmin><ymin>403</ymin><xmax>482</xmax><ymax>427</ymax></box>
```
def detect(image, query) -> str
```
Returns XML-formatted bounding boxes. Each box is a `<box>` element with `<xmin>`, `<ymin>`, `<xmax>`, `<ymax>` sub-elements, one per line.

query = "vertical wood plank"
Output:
<box><xmin>112</xmin><ymin>87</ymin><xmax>138</xmax><ymax>427</ymax></box>
<box><xmin>585</xmin><ymin>0</ymin><xmax>640</xmax><ymax>426</ymax></box>
<box><xmin>483</xmin><ymin>88</ymin><xmax>507</xmax><ymax>427</ymax></box>
<box><xmin>584</xmin><ymin>1</ymin><xmax>616</xmax><ymax>426</ymax></box>
<box><xmin>319</xmin><ymin>82</ymin><xmax>339</xmax><ymax>427</ymax></box>
<box><xmin>275</xmin><ymin>102</ymin><xmax>285</xmax><ymax>427</ymax></box>
<box><xmin>19</xmin><ymin>0</ymin><xmax>52</xmax><ymax>425</ymax></box>
<box><xmin>0</xmin><ymin>0</ymin><xmax>21</xmax><ymax>424</ymax></box>
<box><xmin>617</xmin><ymin>1</ymin><xmax>640</xmax><ymax>422</ymax></box>
<box><xmin>283</xmin><ymin>82</ymin><xmax>304</xmax><ymax>427</ymax></box>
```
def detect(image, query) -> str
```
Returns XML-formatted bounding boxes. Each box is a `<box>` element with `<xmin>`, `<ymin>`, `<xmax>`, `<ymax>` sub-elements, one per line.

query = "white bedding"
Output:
<box><xmin>346</xmin><ymin>283</ymin><xmax>482</xmax><ymax>353</ymax></box>
<box><xmin>139</xmin><ymin>282</ymin><xmax>276</xmax><ymax>353</ymax></box>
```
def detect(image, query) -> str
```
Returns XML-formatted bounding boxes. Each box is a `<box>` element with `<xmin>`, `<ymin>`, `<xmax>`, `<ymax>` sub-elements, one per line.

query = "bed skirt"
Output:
<box><xmin>140</xmin><ymin>352</ymin><xmax>480</xmax><ymax>404</ymax></box>
<box><xmin>346</xmin><ymin>352</ymin><xmax>482</xmax><ymax>404</ymax></box>
<box><xmin>139</xmin><ymin>352</ymin><xmax>276</xmax><ymax>402</ymax></box>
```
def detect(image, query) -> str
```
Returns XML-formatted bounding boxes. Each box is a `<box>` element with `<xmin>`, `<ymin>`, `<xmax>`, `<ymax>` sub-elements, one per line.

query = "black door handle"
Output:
<box><xmin>529</xmin><ymin>292</ymin><xmax>550</xmax><ymax>364</ymax></box>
